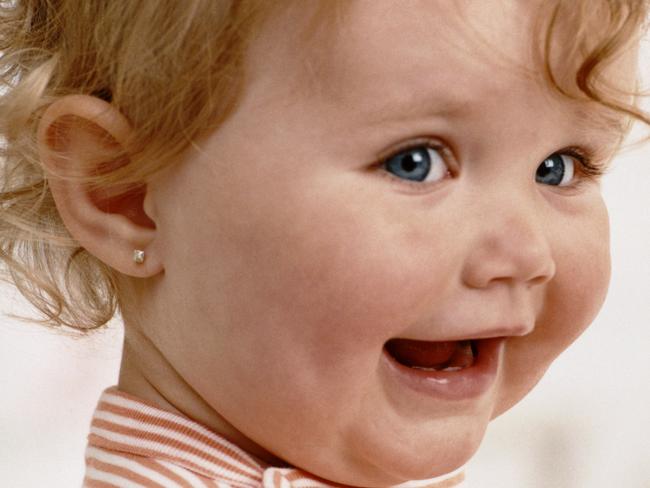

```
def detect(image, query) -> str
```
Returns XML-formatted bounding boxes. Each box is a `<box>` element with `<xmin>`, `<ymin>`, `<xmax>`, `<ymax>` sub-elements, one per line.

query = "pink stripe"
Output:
<box><xmin>86</xmin><ymin>456</ymin><xmax>167</xmax><ymax>487</ymax></box>
<box><xmin>88</xmin><ymin>434</ymin><xmax>256</xmax><ymax>487</ymax></box>
<box><xmin>83</xmin><ymin>480</ymin><xmax>122</xmax><ymax>488</ymax></box>
<box><xmin>97</xmin><ymin>399</ymin><xmax>261</xmax><ymax>472</ymax></box>
<box><xmin>91</xmin><ymin>416</ymin><xmax>258</xmax><ymax>481</ymax></box>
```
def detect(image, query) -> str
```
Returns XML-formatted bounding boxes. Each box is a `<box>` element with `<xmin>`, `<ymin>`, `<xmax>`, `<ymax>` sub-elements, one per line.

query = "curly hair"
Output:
<box><xmin>0</xmin><ymin>0</ymin><xmax>649</xmax><ymax>334</ymax></box>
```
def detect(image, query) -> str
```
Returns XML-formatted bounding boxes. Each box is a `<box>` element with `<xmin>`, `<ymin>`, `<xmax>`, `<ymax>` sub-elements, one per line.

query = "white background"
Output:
<box><xmin>1</xmin><ymin>42</ymin><xmax>649</xmax><ymax>488</ymax></box>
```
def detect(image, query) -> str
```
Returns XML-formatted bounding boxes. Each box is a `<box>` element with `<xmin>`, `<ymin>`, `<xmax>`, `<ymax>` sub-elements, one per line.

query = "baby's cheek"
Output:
<box><xmin>277</xmin><ymin>217</ymin><xmax>442</xmax><ymax>361</ymax></box>
<box><xmin>543</xmin><ymin>203</ymin><xmax>611</xmax><ymax>351</ymax></box>
<box><xmin>496</xmin><ymin>207</ymin><xmax>611</xmax><ymax>414</ymax></box>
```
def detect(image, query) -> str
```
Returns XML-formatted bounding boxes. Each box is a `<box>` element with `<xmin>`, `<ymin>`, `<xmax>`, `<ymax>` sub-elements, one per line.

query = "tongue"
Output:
<box><xmin>386</xmin><ymin>339</ymin><xmax>459</xmax><ymax>368</ymax></box>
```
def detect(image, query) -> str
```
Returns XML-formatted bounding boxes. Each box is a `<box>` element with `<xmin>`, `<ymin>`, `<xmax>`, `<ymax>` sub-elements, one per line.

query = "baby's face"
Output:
<box><xmin>145</xmin><ymin>1</ymin><xmax>625</xmax><ymax>485</ymax></box>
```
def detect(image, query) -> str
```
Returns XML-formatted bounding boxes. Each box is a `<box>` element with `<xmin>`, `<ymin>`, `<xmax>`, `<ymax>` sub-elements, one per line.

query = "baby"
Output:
<box><xmin>1</xmin><ymin>1</ymin><xmax>649</xmax><ymax>487</ymax></box>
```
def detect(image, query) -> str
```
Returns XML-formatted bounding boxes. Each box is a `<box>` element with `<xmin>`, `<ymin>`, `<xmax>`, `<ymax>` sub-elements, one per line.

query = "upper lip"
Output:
<box><xmin>389</xmin><ymin>323</ymin><xmax>534</xmax><ymax>343</ymax></box>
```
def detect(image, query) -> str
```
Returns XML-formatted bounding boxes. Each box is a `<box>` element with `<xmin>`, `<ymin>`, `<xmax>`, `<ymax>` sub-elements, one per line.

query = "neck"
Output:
<box><xmin>117</xmin><ymin>324</ymin><xmax>290</xmax><ymax>468</ymax></box>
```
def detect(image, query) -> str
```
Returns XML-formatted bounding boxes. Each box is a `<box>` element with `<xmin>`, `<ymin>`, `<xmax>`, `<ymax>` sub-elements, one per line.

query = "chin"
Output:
<box><xmin>336</xmin><ymin>421</ymin><xmax>488</xmax><ymax>486</ymax></box>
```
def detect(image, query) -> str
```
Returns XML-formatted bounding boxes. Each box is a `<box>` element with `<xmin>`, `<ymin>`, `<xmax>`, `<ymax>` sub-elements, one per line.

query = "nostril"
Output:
<box><xmin>462</xmin><ymin>259</ymin><xmax>555</xmax><ymax>289</ymax></box>
<box><xmin>527</xmin><ymin>275</ymin><xmax>548</xmax><ymax>288</ymax></box>
<box><xmin>528</xmin><ymin>259</ymin><xmax>556</xmax><ymax>287</ymax></box>
<box><xmin>460</xmin><ymin>223</ymin><xmax>555</xmax><ymax>289</ymax></box>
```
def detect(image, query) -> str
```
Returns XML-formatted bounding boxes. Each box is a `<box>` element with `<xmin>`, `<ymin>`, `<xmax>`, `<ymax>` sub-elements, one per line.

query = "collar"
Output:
<box><xmin>87</xmin><ymin>386</ymin><xmax>465</xmax><ymax>487</ymax></box>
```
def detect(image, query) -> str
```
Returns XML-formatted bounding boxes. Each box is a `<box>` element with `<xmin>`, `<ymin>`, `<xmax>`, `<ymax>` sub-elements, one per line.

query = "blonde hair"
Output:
<box><xmin>1</xmin><ymin>0</ymin><xmax>649</xmax><ymax>334</ymax></box>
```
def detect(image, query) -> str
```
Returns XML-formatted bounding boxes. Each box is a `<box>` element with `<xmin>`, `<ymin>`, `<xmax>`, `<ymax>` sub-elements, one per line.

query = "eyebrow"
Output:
<box><xmin>362</xmin><ymin>90</ymin><xmax>629</xmax><ymax>144</ymax></box>
<box><xmin>362</xmin><ymin>96</ymin><xmax>470</xmax><ymax>127</ymax></box>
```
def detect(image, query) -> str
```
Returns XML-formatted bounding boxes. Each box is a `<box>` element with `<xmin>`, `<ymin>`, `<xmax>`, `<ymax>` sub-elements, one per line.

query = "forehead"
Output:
<box><xmin>247</xmin><ymin>0</ymin><xmax>632</xmax><ymax>144</ymax></box>
<box><xmin>319</xmin><ymin>1</ymin><xmax>536</xmax><ymax>90</ymax></box>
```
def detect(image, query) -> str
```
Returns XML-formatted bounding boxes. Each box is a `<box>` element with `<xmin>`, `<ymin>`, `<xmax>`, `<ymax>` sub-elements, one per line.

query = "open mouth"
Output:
<box><xmin>381</xmin><ymin>337</ymin><xmax>503</xmax><ymax>400</ymax></box>
<box><xmin>384</xmin><ymin>338</ymin><xmax>480</xmax><ymax>372</ymax></box>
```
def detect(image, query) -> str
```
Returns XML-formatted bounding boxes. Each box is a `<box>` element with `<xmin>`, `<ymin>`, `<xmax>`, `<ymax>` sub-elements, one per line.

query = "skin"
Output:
<box><xmin>37</xmin><ymin>1</ymin><xmax>636</xmax><ymax>486</ymax></box>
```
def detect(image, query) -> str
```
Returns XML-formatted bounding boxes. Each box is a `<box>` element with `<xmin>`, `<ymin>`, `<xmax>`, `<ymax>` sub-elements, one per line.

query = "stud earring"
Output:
<box><xmin>133</xmin><ymin>249</ymin><xmax>145</xmax><ymax>264</ymax></box>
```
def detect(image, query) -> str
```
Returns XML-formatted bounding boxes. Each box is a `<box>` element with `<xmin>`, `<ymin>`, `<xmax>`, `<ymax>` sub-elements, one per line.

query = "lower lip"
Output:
<box><xmin>380</xmin><ymin>337</ymin><xmax>504</xmax><ymax>401</ymax></box>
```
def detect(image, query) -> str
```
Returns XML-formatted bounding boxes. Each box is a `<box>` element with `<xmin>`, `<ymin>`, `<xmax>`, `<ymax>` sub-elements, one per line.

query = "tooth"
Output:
<box><xmin>411</xmin><ymin>365</ymin><xmax>466</xmax><ymax>372</ymax></box>
<box><xmin>441</xmin><ymin>366</ymin><xmax>463</xmax><ymax>372</ymax></box>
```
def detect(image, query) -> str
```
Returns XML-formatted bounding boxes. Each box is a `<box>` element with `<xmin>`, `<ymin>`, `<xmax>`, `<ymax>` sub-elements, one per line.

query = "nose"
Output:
<box><xmin>460</xmin><ymin>204</ymin><xmax>556</xmax><ymax>289</ymax></box>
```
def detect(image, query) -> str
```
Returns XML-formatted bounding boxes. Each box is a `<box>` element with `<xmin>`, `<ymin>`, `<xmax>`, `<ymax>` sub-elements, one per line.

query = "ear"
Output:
<box><xmin>37</xmin><ymin>95</ymin><xmax>163</xmax><ymax>278</ymax></box>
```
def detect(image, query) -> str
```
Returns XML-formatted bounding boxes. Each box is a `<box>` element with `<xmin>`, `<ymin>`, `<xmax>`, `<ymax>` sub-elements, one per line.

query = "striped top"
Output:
<box><xmin>83</xmin><ymin>386</ymin><xmax>466</xmax><ymax>488</ymax></box>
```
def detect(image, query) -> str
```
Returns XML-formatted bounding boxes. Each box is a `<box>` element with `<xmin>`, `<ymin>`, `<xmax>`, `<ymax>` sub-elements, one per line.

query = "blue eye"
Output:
<box><xmin>383</xmin><ymin>145</ymin><xmax>449</xmax><ymax>184</ymax></box>
<box><xmin>536</xmin><ymin>154</ymin><xmax>575</xmax><ymax>186</ymax></box>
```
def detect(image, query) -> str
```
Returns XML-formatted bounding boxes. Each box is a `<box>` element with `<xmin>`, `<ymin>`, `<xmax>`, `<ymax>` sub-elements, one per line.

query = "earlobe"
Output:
<box><xmin>37</xmin><ymin>95</ymin><xmax>163</xmax><ymax>278</ymax></box>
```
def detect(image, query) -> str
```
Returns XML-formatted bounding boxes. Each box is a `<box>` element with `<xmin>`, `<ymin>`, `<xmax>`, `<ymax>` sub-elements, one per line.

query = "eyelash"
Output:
<box><xmin>561</xmin><ymin>146</ymin><xmax>604</xmax><ymax>180</ymax></box>
<box><xmin>375</xmin><ymin>139</ymin><xmax>606</xmax><ymax>192</ymax></box>
<box><xmin>374</xmin><ymin>139</ymin><xmax>453</xmax><ymax>191</ymax></box>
